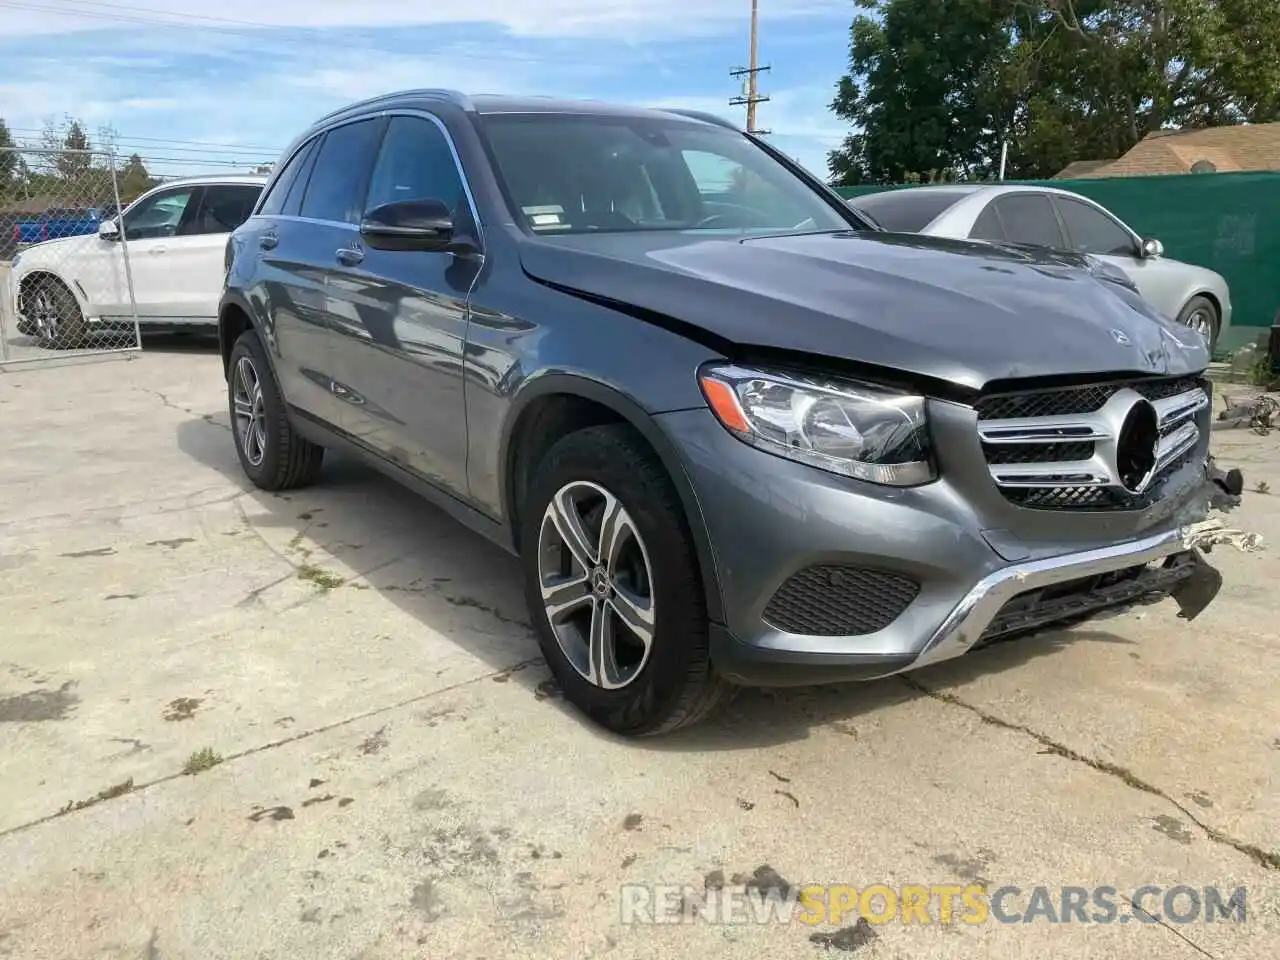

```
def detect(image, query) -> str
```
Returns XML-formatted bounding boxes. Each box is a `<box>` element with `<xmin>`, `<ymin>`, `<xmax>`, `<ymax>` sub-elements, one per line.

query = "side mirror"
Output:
<box><xmin>359</xmin><ymin>199</ymin><xmax>475</xmax><ymax>254</ymax></box>
<box><xmin>1141</xmin><ymin>237</ymin><xmax>1163</xmax><ymax>259</ymax></box>
<box><xmin>98</xmin><ymin>219</ymin><xmax>120</xmax><ymax>241</ymax></box>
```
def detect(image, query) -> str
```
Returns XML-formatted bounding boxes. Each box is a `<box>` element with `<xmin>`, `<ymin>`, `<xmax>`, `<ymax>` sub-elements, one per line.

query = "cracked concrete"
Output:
<box><xmin>1</xmin><ymin>344</ymin><xmax>1278</xmax><ymax>959</ymax></box>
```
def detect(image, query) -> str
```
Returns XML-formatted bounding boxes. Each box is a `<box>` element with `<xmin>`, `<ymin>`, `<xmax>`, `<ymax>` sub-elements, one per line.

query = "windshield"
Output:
<box><xmin>478</xmin><ymin>113</ymin><xmax>857</xmax><ymax>236</ymax></box>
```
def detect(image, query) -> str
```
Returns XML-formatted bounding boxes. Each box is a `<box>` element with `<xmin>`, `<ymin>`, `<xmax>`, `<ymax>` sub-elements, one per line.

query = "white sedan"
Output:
<box><xmin>10</xmin><ymin>173</ymin><xmax>266</xmax><ymax>348</ymax></box>
<box><xmin>849</xmin><ymin>184</ymin><xmax>1233</xmax><ymax>353</ymax></box>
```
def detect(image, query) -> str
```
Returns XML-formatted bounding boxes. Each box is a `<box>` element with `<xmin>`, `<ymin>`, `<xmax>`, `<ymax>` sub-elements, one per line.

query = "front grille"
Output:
<box><xmin>762</xmin><ymin>565</ymin><xmax>920</xmax><ymax>636</ymax></box>
<box><xmin>976</xmin><ymin>376</ymin><xmax>1210</xmax><ymax>511</ymax></box>
<box><xmin>976</xmin><ymin>376</ymin><xmax>1203</xmax><ymax>421</ymax></box>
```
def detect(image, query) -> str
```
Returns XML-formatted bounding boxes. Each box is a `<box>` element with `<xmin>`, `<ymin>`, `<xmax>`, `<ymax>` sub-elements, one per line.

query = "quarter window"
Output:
<box><xmin>258</xmin><ymin>140</ymin><xmax>315</xmax><ymax>217</ymax></box>
<box><xmin>970</xmin><ymin>204</ymin><xmax>1005</xmax><ymax>241</ymax></box>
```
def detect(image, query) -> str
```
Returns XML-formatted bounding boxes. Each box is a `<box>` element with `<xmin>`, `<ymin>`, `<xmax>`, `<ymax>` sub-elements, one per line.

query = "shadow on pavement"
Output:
<box><xmin>174</xmin><ymin>415</ymin><xmax>1134</xmax><ymax>752</ymax></box>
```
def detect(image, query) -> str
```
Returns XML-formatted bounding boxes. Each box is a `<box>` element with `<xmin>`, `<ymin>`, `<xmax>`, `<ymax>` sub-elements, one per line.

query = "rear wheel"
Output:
<box><xmin>1176</xmin><ymin>295</ymin><xmax>1219</xmax><ymax>353</ymax></box>
<box><xmin>227</xmin><ymin>328</ymin><xmax>324</xmax><ymax>491</ymax></box>
<box><xmin>521</xmin><ymin>424</ymin><xmax>733</xmax><ymax>736</ymax></box>
<box><xmin>26</xmin><ymin>276</ymin><xmax>87</xmax><ymax>349</ymax></box>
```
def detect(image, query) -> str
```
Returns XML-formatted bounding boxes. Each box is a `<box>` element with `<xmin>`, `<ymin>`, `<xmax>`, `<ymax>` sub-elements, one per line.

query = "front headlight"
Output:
<box><xmin>698</xmin><ymin>363</ymin><xmax>936</xmax><ymax>486</ymax></box>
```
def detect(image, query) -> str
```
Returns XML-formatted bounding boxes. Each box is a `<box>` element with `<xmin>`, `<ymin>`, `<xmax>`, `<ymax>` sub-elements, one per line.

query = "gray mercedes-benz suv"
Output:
<box><xmin>218</xmin><ymin>90</ymin><xmax>1240</xmax><ymax>736</ymax></box>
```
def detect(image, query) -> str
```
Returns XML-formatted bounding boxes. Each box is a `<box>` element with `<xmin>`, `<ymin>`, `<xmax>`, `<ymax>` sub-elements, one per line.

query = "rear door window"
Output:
<box><xmin>298</xmin><ymin>118</ymin><xmax>386</xmax><ymax>224</ymax></box>
<box><xmin>180</xmin><ymin>184</ymin><xmax>263</xmax><ymax>236</ymax></box>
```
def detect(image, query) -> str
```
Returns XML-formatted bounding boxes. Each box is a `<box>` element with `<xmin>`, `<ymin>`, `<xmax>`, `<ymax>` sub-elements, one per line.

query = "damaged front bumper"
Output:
<box><xmin>910</xmin><ymin>455</ymin><xmax>1247</xmax><ymax>671</ymax></box>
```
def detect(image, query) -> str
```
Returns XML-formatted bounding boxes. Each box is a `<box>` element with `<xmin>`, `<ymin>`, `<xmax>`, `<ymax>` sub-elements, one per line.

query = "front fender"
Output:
<box><xmin>498</xmin><ymin>371</ymin><xmax>726</xmax><ymax>625</ymax></box>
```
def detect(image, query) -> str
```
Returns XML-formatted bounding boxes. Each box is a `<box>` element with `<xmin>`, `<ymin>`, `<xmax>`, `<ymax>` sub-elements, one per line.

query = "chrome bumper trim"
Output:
<box><xmin>908</xmin><ymin>526</ymin><xmax>1188</xmax><ymax>670</ymax></box>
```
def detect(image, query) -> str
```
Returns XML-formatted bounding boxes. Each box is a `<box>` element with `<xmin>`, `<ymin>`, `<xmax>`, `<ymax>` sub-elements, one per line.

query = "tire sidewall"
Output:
<box><xmin>35</xmin><ymin>279</ymin><xmax>85</xmax><ymax>349</ymax></box>
<box><xmin>227</xmin><ymin>330</ymin><xmax>284</xmax><ymax>485</ymax></box>
<box><xmin>521</xmin><ymin>427</ymin><xmax>707</xmax><ymax>734</ymax></box>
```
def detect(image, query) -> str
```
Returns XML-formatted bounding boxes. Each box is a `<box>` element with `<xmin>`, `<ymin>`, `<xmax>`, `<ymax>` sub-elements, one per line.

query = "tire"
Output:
<box><xmin>227</xmin><ymin>328</ymin><xmax>324</xmax><ymax>491</ymax></box>
<box><xmin>521</xmin><ymin>424</ymin><xmax>734</xmax><ymax>736</ymax></box>
<box><xmin>1175</xmin><ymin>295</ymin><xmax>1219</xmax><ymax>354</ymax></box>
<box><xmin>26</xmin><ymin>276</ymin><xmax>87</xmax><ymax>349</ymax></box>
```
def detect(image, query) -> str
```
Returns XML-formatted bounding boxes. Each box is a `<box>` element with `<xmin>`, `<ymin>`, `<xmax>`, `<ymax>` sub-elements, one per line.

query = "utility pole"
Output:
<box><xmin>729</xmin><ymin>0</ymin><xmax>770</xmax><ymax>134</ymax></box>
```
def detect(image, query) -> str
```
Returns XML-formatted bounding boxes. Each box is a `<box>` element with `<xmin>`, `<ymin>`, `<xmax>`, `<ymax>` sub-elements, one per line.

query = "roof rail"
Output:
<box><xmin>660</xmin><ymin>108</ymin><xmax>741</xmax><ymax>131</ymax></box>
<box><xmin>312</xmin><ymin>89</ymin><xmax>474</xmax><ymax>125</ymax></box>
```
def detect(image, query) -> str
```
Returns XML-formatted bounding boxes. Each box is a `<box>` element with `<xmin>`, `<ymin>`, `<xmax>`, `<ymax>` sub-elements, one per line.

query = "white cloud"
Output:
<box><xmin>0</xmin><ymin>0</ymin><xmax>849</xmax><ymax>41</ymax></box>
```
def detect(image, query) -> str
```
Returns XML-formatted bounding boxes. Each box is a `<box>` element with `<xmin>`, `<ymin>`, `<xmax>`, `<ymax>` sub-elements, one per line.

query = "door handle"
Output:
<box><xmin>150</xmin><ymin>246</ymin><xmax>166</xmax><ymax>255</ymax></box>
<box><xmin>336</xmin><ymin>247</ymin><xmax>364</xmax><ymax>266</ymax></box>
<box><xmin>259</xmin><ymin>233</ymin><xmax>278</xmax><ymax>250</ymax></box>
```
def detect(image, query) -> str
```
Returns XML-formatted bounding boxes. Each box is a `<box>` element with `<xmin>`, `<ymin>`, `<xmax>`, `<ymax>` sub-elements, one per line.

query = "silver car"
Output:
<box><xmin>849</xmin><ymin>184</ymin><xmax>1232</xmax><ymax>352</ymax></box>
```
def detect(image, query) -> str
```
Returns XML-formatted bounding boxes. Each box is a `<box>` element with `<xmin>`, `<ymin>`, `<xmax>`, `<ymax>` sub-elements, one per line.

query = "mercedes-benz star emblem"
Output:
<box><xmin>1114</xmin><ymin>397</ymin><xmax>1160</xmax><ymax>494</ymax></box>
<box><xmin>1109</xmin><ymin>328</ymin><xmax>1132</xmax><ymax>346</ymax></box>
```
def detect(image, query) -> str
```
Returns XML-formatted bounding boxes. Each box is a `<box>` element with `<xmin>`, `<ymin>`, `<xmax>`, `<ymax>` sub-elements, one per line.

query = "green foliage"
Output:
<box><xmin>829</xmin><ymin>0</ymin><xmax>1280</xmax><ymax>185</ymax></box>
<box><xmin>119</xmin><ymin>153</ymin><xmax>156</xmax><ymax>203</ymax></box>
<box><xmin>0</xmin><ymin>118</ymin><xmax>15</xmax><ymax>196</ymax></box>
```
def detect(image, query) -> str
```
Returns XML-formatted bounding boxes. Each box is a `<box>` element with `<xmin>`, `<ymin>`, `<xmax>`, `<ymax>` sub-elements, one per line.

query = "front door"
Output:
<box><xmin>110</xmin><ymin>184</ymin><xmax>200</xmax><ymax>318</ymax></box>
<box><xmin>1049</xmin><ymin>194</ymin><xmax>1185</xmax><ymax>320</ymax></box>
<box><xmin>323</xmin><ymin>113</ymin><xmax>476</xmax><ymax>497</ymax></box>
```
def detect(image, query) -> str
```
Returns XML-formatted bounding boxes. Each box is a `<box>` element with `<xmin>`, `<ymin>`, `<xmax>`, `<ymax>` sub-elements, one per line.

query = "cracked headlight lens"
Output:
<box><xmin>698</xmin><ymin>363</ymin><xmax>936</xmax><ymax>486</ymax></box>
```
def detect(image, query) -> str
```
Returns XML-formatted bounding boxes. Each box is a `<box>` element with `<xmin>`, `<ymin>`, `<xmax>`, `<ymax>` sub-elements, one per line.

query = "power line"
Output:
<box><xmin>5</xmin><ymin>128</ymin><xmax>284</xmax><ymax>155</ymax></box>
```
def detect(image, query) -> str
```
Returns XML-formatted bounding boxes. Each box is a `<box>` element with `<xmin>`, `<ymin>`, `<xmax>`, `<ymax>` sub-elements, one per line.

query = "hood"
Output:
<box><xmin>517</xmin><ymin>229</ymin><xmax>1209</xmax><ymax>392</ymax></box>
<box><xmin>13</xmin><ymin>234</ymin><xmax>97</xmax><ymax>269</ymax></box>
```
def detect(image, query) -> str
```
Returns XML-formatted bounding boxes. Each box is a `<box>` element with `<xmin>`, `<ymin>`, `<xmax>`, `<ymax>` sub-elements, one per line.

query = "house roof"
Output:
<box><xmin>1055</xmin><ymin>122</ymin><xmax>1280</xmax><ymax>179</ymax></box>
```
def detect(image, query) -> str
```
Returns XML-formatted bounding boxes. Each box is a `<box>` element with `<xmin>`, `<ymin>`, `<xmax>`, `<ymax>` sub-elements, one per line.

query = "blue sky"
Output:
<box><xmin>0</xmin><ymin>1</ymin><xmax>855</xmax><ymax>181</ymax></box>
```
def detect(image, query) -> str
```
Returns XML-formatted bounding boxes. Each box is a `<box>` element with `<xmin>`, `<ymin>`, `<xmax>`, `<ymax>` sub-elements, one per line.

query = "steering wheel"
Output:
<box><xmin>694</xmin><ymin>200</ymin><xmax>773</xmax><ymax>228</ymax></box>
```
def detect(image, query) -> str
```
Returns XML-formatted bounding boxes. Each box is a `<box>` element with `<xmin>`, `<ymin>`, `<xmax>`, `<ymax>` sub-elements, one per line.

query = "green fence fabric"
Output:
<box><xmin>836</xmin><ymin>172</ymin><xmax>1280</xmax><ymax>352</ymax></box>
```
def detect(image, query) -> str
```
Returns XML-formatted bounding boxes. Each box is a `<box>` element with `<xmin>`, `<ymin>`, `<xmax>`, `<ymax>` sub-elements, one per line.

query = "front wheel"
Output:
<box><xmin>25</xmin><ymin>276</ymin><xmax>87</xmax><ymax>349</ymax></box>
<box><xmin>1176</xmin><ymin>295</ymin><xmax>1219</xmax><ymax>354</ymax></box>
<box><xmin>520</xmin><ymin>424</ymin><xmax>733</xmax><ymax>736</ymax></box>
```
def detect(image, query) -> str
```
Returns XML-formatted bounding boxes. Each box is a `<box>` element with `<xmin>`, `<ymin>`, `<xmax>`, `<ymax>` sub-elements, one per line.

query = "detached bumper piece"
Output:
<box><xmin>971</xmin><ymin>552</ymin><xmax>1198</xmax><ymax>651</ymax></box>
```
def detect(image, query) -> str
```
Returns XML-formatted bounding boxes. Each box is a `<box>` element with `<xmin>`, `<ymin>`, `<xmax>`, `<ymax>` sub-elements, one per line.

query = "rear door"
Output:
<box><xmin>159</xmin><ymin>182</ymin><xmax>262</xmax><ymax>320</ymax></box>
<box><xmin>234</xmin><ymin>135</ymin><xmax>339</xmax><ymax>422</ymax></box>
<box><xmin>276</xmin><ymin>118</ymin><xmax>386</xmax><ymax>429</ymax></box>
<box><xmin>323</xmin><ymin>112</ymin><xmax>477</xmax><ymax>496</ymax></box>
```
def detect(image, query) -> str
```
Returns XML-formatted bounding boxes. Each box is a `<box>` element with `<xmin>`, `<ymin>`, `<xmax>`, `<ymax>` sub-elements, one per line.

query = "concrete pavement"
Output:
<box><xmin>1</xmin><ymin>346</ymin><xmax>1277</xmax><ymax>959</ymax></box>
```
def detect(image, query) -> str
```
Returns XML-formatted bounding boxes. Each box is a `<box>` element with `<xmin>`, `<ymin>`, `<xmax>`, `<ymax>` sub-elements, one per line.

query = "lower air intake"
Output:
<box><xmin>762</xmin><ymin>565</ymin><xmax>920</xmax><ymax>636</ymax></box>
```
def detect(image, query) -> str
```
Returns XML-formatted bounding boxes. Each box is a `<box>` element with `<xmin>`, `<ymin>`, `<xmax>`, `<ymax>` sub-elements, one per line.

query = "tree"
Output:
<box><xmin>119</xmin><ymin>154</ymin><xmax>155</xmax><ymax>202</ymax></box>
<box><xmin>38</xmin><ymin>115</ymin><xmax>93</xmax><ymax>183</ymax></box>
<box><xmin>0</xmin><ymin>118</ymin><xmax>15</xmax><ymax>197</ymax></box>
<box><xmin>828</xmin><ymin>0</ymin><xmax>1280</xmax><ymax>184</ymax></box>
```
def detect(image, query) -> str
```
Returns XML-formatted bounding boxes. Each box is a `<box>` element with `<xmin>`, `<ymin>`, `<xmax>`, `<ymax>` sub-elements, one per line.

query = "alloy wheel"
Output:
<box><xmin>536</xmin><ymin>480</ymin><xmax>656</xmax><ymax>690</ymax></box>
<box><xmin>1182</xmin><ymin>308</ymin><xmax>1213</xmax><ymax>341</ymax></box>
<box><xmin>232</xmin><ymin>355</ymin><xmax>268</xmax><ymax>467</ymax></box>
<box><xmin>32</xmin><ymin>289</ymin><xmax>60</xmax><ymax>338</ymax></box>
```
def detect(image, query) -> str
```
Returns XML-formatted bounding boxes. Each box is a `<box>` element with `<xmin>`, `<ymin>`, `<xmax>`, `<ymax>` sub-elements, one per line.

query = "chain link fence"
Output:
<box><xmin>0</xmin><ymin>147</ymin><xmax>140</xmax><ymax>367</ymax></box>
